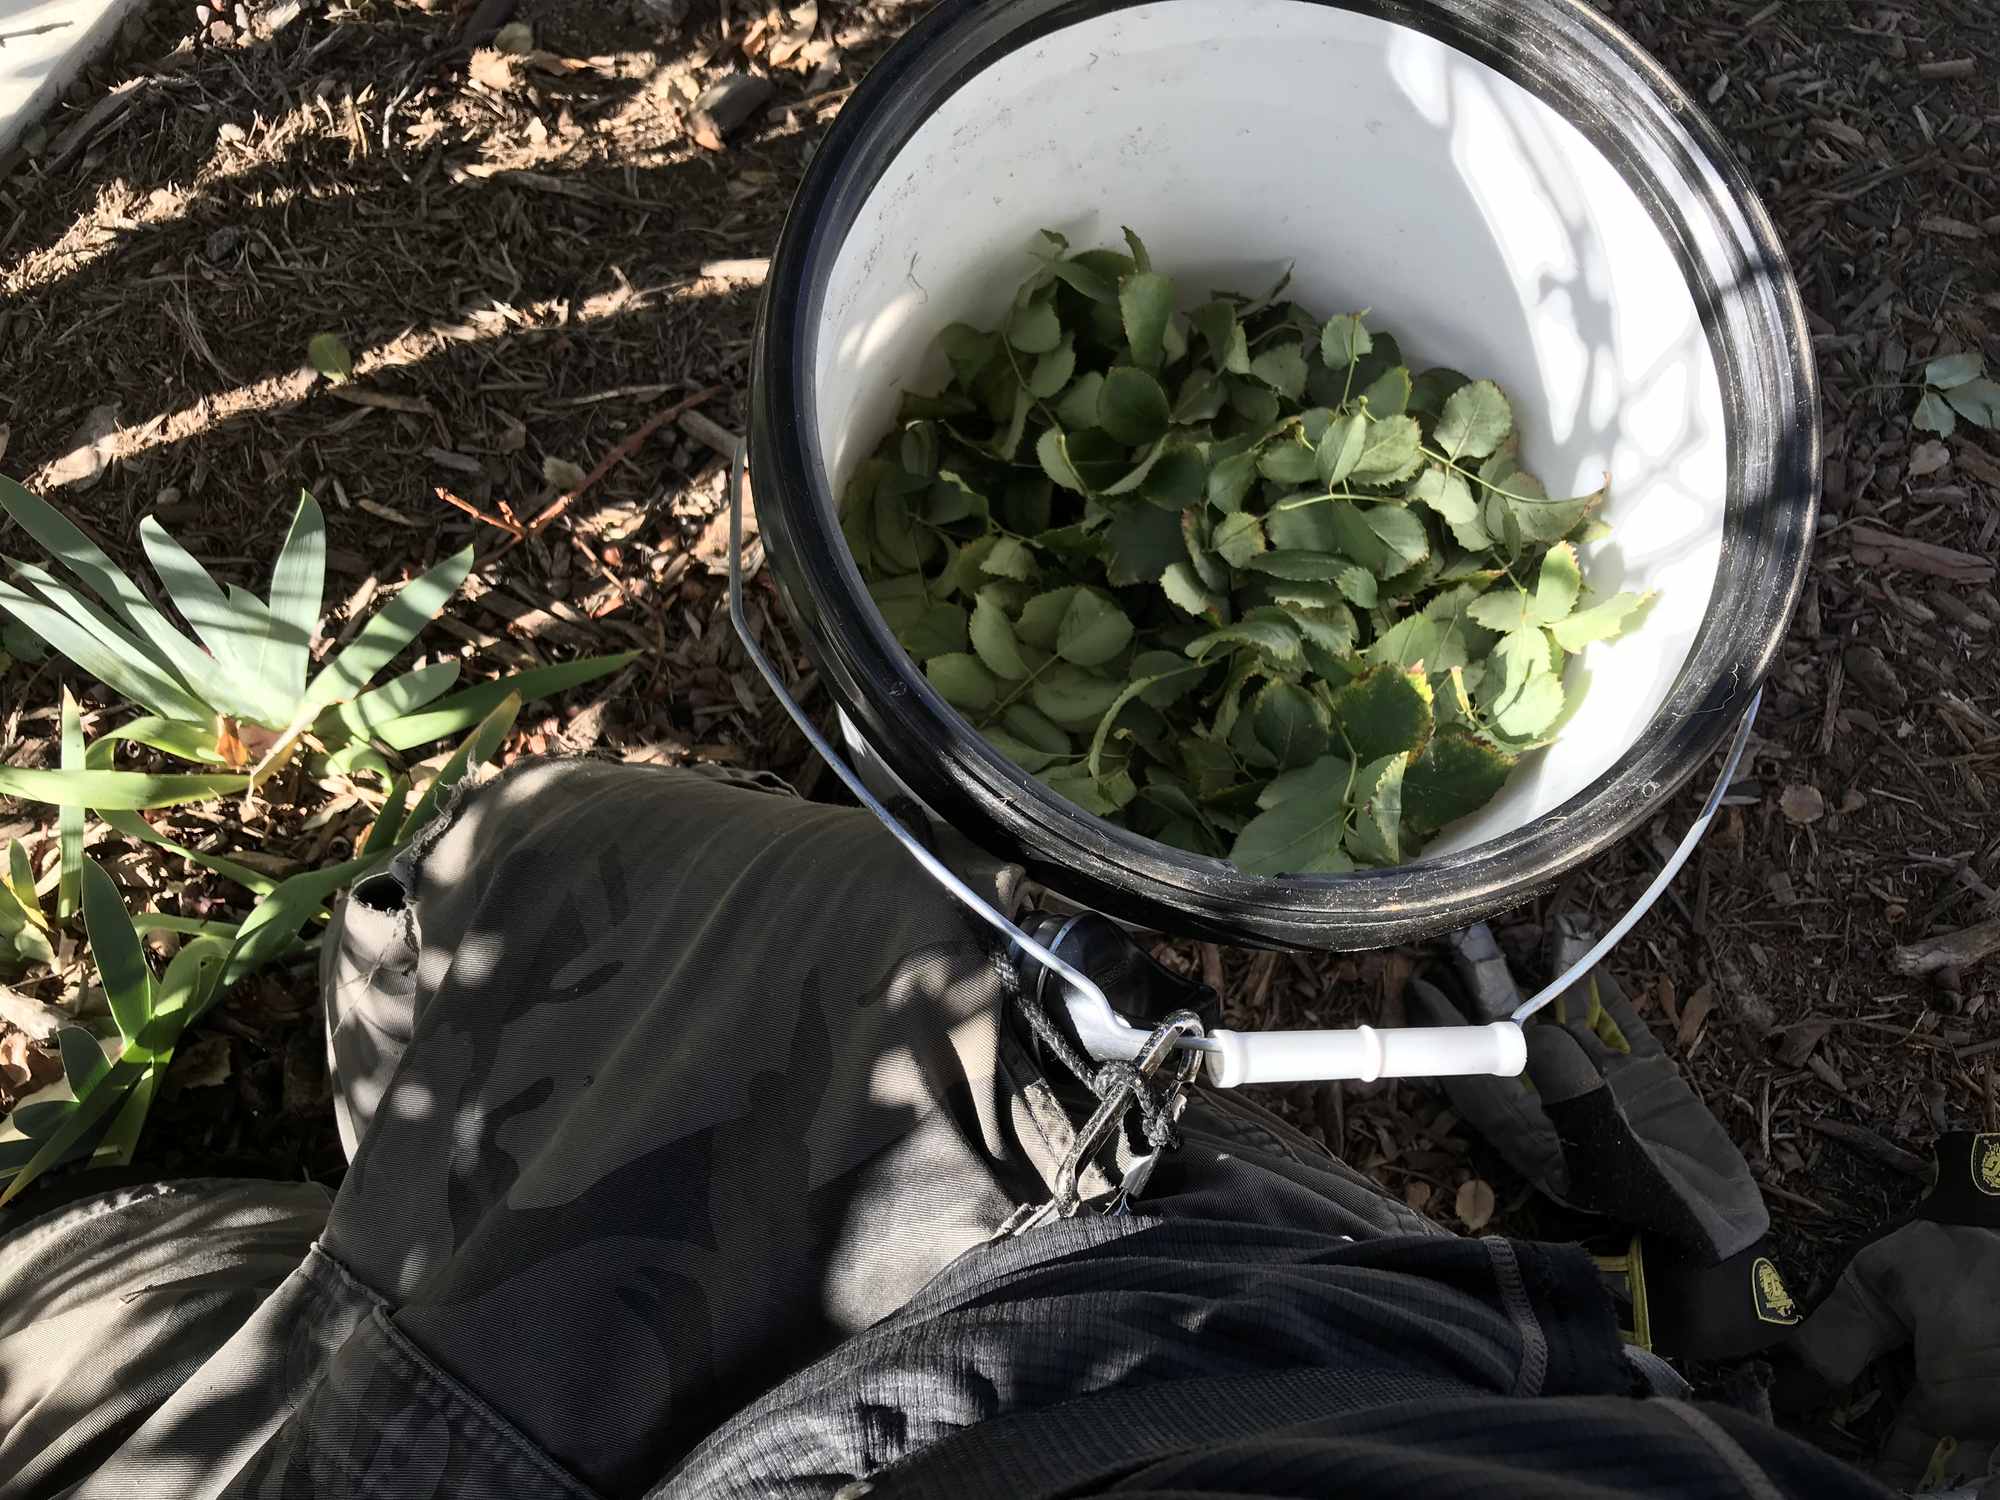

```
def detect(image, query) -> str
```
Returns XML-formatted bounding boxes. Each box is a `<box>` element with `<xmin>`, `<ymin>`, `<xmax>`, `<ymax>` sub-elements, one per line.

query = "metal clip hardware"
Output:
<box><xmin>1052</xmin><ymin>1009</ymin><xmax>1206</xmax><ymax>1219</ymax></box>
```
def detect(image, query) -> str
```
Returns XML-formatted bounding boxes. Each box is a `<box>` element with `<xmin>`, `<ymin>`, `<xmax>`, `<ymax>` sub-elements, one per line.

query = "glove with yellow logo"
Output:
<box><xmin>1407</xmin><ymin>914</ymin><xmax>1795</xmax><ymax>1360</ymax></box>
<box><xmin>1776</xmin><ymin>1133</ymin><xmax>2000</xmax><ymax>1494</ymax></box>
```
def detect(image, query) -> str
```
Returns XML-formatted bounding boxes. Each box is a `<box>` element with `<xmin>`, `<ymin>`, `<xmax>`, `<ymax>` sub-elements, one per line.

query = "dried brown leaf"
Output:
<box><xmin>1780</xmin><ymin>785</ymin><xmax>1826</xmax><ymax>824</ymax></box>
<box><xmin>1454</xmin><ymin>1177</ymin><xmax>1496</xmax><ymax>1231</ymax></box>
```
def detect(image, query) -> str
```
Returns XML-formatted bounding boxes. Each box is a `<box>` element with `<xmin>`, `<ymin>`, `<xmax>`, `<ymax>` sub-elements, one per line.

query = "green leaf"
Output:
<box><xmin>1341</xmin><ymin>504</ymin><xmax>1430</xmax><ymax>576</ymax></box>
<box><xmin>58</xmin><ymin>689</ymin><xmax>84</xmax><ymax>917</ymax></box>
<box><xmin>1229</xmin><ymin>794</ymin><xmax>1356</xmax><ymax>876</ymax></box>
<box><xmin>1945</xmin><ymin>378</ymin><xmax>2000</xmax><ymax>429</ymax></box>
<box><xmin>926</xmin><ymin>652</ymin><xmax>999</xmax><ymax>711</ymax></box>
<box><xmin>1037</xmin><ymin>428</ymin><xmax>1086</xmax><ymax>494</ymax></box>
<box><xmin>1404</xmin><ymin>724</ymin><xmax>1517</xmax><ymax>838</ymax></box>
<box><xmin>1051</xmin><ymin>257</ymin><xmax>1118</xmax><ymax>305</ymax></box>
<box><xmin>1100</xmin><ymin>438</ymin><xmax>1170</xmax><ymax>497</ymax></box>
<box><xmin>137</xmin><ymin>518</ymin><xmax>283</xmax><ymax>721</ymax></box>
<box><xmin>1913</xmin><ymin>389</ymin><xmax>1957</xmax><ymax>437</ymax></box>
<box><xmin>370</xmin><ymin>652</ymin><xmax>636</xmax><ymax>752</ymax></box>
<box><xmin>1320</xmin><ymin>313</ymin><xmax>1372</xmax><ymax>371</ymax></box>
<box><xmin>1924</xmin><ymin>351</ymin><xmax>1983</xmax><ymax>390</ymax></box>
<box><xmin>938</xmin><ymin>323</ymin><xmax>1003</xmax><ymax>387</ymax></box>
<box><xmin>982</xmin><ymin>729</ymin><xmax>1061</xmax><ymax>773</ymax></box>
<box><xmin>1088</xmin><ymin>669</ymin><xmax>1194</xmax><ymax>778</ymax></box>
<box><xmin>1257</xmin><ymin>754</ymin><xmax>1352</xmax><ymax>811</ymax></box>
<box><xmin>5</xmin><ymin>840</ymin><xmax>38</xmax><ymax>920</ymax></box>
<box><xmin>1349</xmin><ymin>415</ymin><xmax>1422</xmax><ymax>484</ymax></box>
<box><xmin>1492</xmin><ymin>670</ymin><xmax>1564</xmax><ymax>739</ymax></box>
<box><xmin>1530</xmin><ymin>542</ymin><xmax>1582</xmax><ymax>624</ymax></box>
<box><xmin>394</xmin><ymin>693</ymin><xmax>521</xmax><ymax>850</ymax></box>
<box><xmin>301</xmin><ymin>548</ymin><xmax>474</xmax><ymax>719</ymax></box>
<box><xmin>219</xmin><ymin>850</ymin><xmax>390</xmax><ymax>995</ymax></box>
<box><xmin>1328</xmin><ymin>664</ymin><xmax>1433</xmax><ymax>761</ymax></box>
<box><xmin>81</xmin><ymin>859</ymin><xmax>151</xmax><ymax>1045</ymax></box>
<box><xmin>970</xmin><ymin>595</ymin><xmax>1032</xmax><ymax>679</ymax></box>
<box><xmin>1055</xmin><ymin>372</ymin><xmax>1106</xmax><ymax>430</ymax></box>
<box><xmin>1186</xmin><ymin>613</ymin><xmax>1301</xmax><ymax>666</ymax></box>
<box><xmin>1250</xmin><ymin>342</ymin><xmax>1309</xmax><ymax>402</ymax></box>
<box><xmin>1239</xmin><ymin>550</ymin><xmax>1348</xmax><ymax>582</ymax></box>
<box><xmin>1408</xmin><ymin>465</ymin><xmax>1489</xmax><ymax>549</ymax></box>
<box><xmin>1033</xmin><ymin>664</ymin><xmax>1125</xmax><ymax>729</ymax></box>
<box><xmin>1213</xmin><ymin>512</ymin><xmax>1267</xmax><ymax>568</ymax></box>
<box><xmin>91</xmin><ymin>715</ymin><xmax>226</xmax><ymax>766</ymax></box>
<box><xmin>1016</xmin><ymin>587</ymin><xmax>1079</xmax><ymax>648</ymax></box>
<box><xmin>1346</xmin><ymin>753</ymin><xmax>1406</xmax><ymax>865</ymax></box>
<box><xmin>1257</xmin><ymin>435</ymin><xmax>1319</xmax><ymax>485</ymax></box>
<box><xmin>57</xmin><ymin>1027</ymin><xmax>110</xmax><ymax>1096</ymax></box>
<box><xmin>1252</xmin><ymin>680</ymin><xmax>1330</xmax><ymax>769</ymax></box>
<box><xmin>994</xmin><ymin>385</ymin><xmax>1032</xmax><ymax>461</ymax></box>
<box><xmin>1003</xmin><ymin>704</ymin><xmax>1072</xmax><ymax>755</ymax></box>
<box><xmin>1359</xmin><ymin>365</ymin><xmax>1412</xmax><ymax>418</ymax></box>
<box><xmin>334</xmin><ymin>660</ymin><xmax>462</xmax><ymax>739</ymax></box>
<box><xmin>1026</xmin><ymin>335</ymin><xmax>1078</xmax><ymax>399</ymax></box>
<box><xmin>1120</xmin><ymin>271</ymin><xmax>1177</xmax><ymax>370</ymax></box>
<box><xmin>1367</xmin><ymin>613</ymin><xmax>1445</xmax><ymax>671</ymax></box>
<box><xmin>0</xmin><ymin>766</ymin><xmax>247</xmax><ymax>810</ymax></box>
<box><xmin>1007</xmin><ymin>294</ymin><xmax>1062</xmax><ymax>354</ymax></box>
<box><xmin>149</xmin><ymin>936</ymin><xmax>225</xmax><ymax>1034</ymax></box>
<box><xmin>1206</xmin><ymin>448</ymin><xmax>1258</xmax><ymax>512</ymax></box>
<box><xmin>1161</xmin><ymin>561</ymin><xmax>1226</xmax><ymax>620</ymax></box>
<box><xmin>1037</xmin><ymin>763</ymin><xmax>1136</xmax><ymax>818</ymax></box>
<box><xmin>0</xmin><ymin>1056</ymin><xmax>144</xmax><ymax>1206</ymax></box>
<box><xmin>1122</xmin><ymin>226</ymin><xmax>1154</xmax><ymax>273</ymax></box>
<box><xmin>95</xmin><ymin>809</ymin><xmax>274</xmax><ymax>895</ymax></box>
<box><xmin>982</xmin><ymin>537</ymin><xmax>1037</xmax><ymax>582</ymax></box>
<box><xmin>0</xmin><ymin>577</ymin><xmax>207</xmax><ymax>724</ymax></box>
<box><xmin>1316</xmin><ymin>412</ymin><xmax>1366</xmax><ymax>485</ymax></box>
<box><xmin>308</xmin><ymin>332</ymin><xmax>354</xmax><ymax>381</ymax></box>
<box><xmin>266</xmin><ymin>493</ymin><xmax>325</xmax><ymax>700</ymax></box>
<box><xmin>1104</xmin><ymin>503</ymin><xmax>1188</xmax><ymax>587</ymax></box>
<box><xmin>1409</xmin><ymin>367</ymin><xmax>1471</xmax><ymax>419</ymax></box>
<box><xmin>1056</xmin><ymin>590</ymin><xmax>1134</xmax><ymax>667</ymax></box>
<box><xmin>364</xmin><ymin>775</ymin><xmax>412</xmax><ymax>855</ymax></box>
<box><xmin>1097</xmin><ymin>366</ymin><xmax>1172</xmax><ymax>446</ymax></box>
<box><xmin>1433</xmin><ymin>379</ymin><xmax>1513</xmax><ymax>460</ymax></box>
<box><xmin>1549</xmin><ymin>591</ymin><xmax>1650</xmax><ymax>650</ymax></box>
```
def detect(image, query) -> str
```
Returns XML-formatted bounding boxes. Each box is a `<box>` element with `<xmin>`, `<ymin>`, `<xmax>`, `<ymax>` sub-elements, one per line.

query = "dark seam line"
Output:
<box><xmin>1654</xmin><ymin>1398</ymin><xmax>1784</xmax><ymax>1500</ymax></box>
<box><xmin>1481</xmin><ymin>1236</ymin><xmax>1548</xmax><ymax>1397</ymax></box>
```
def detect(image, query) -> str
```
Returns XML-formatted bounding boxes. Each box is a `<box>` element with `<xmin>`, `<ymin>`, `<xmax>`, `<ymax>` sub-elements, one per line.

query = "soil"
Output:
<box><xmin>1</xmin><ymin>0</ymin><xmax>1996</xmax><ymax>1440</ymax></box>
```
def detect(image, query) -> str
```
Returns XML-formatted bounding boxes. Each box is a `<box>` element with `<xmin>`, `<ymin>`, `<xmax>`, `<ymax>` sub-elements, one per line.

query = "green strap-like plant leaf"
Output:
<box><xmin>0</xmin><ymin>768</ymin><xmax>249</xmax><ymax>810</ymax></box>
<box><xmin>395</xmin><ymin>692</ymin><xmax>522</xmax><ymax>847</ymax></box>
<box><xmin>59</xmin><ymin>690</ymin><xmax>84</xmax><ymax>917</ymax></box>
<box><xmin>266</xmin><ymin>493</ymin><xmax>327</xmax><ymax>702</ymax></box>
<box><xmin>300</xmin><ymin>547</ymin><xmax>475</xmax><ymax>720</ymax></box>
<box><xmin>0</xmin><ymin>1056</ymin><xmax>146</xmax><ymax>1205</ymax></box>
<box><xmin>0</xmin><ymin>576</ymin><xmax>207</xmax><ymax>724</ymax></box>
<box><xmin>81</xmin><ymin>858</ymin><xmax>152</xmax><ymax>1045</ymax></box>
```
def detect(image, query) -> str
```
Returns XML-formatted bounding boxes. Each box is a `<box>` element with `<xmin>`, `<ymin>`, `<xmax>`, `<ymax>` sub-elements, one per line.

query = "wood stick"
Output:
<box><xmin>1892</xmin><ymin>915</ymin><xmax>2000</xmax><ymax>976</ymax></box>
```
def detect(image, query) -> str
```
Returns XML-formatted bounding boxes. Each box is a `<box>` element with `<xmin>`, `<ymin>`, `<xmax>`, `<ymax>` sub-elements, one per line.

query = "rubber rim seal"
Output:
<box><xmin>750</xmin><ymin>0</ymin><xmax>1819</xmax><ymax>949</ymax></box>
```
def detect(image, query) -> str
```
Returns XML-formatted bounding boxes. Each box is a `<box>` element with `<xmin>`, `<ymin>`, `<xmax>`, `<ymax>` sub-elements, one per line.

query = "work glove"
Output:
<box><xmin>1777</xmin><ymin>1132</ymin><xmax>2000</xmax><ymax>1495</ymax></box>
<box><xmin>1407</xmin><ymin>915</ymin><xmax>1790</xmax><ymax>1359</ymax></box>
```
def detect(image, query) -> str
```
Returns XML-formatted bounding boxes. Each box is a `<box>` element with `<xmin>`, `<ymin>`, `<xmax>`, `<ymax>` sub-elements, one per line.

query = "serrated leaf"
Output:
<box><xmin>1491</xmin><ymin>670</ymin><xmax>1564</xmax><ymax>739</ymax></box>
<box><xmin>1186</xmin><ymin>612</ymin><xmax>1301</xmax><ymax>665</ymax></box>
<box><xmin>970</xmin><ymin>595</ymin><xmax>1031</xmax><ymax>679</ymax></box>
<box><xmin>1346</xmin><ymin>753</ymin><xmax>1405</xmax><ymax>865</ymax></box>
<box><xmin>1121</xmin><ymin>271</ymin><xmax>1176</xmax><ymax>370</ymax></box>
<box><xmin>982</xmin><ymin>537</ymin><xmax>1036</xmax><ymax>581</ymax></box>
<box><xmin>938</xmin><ymin>322</ymin><xmax>1003</xmax><ymax>387</ymax></box>
<box><xmin>1530</xmin><ymin>542</ymin><xmax>1582</xmax><ymax>624</ymax></box>
<box><xmin>1130</xmin><ymin>649</ymin><xmax>1206</xmax><ymax>707</ymax></box>
<box><xmin>1408</xmin><ymin>366</ymin><xmax>1471</xmax><ymax>420</ymax></box>
<box><xmin>1161</xmin><ymin>561</ymin><xmax>1226</xmax><ymax>620</ymax></box>
<box><xmin>1257</xmin><ymin>753</ymin><xmax>1352</xmax><ymax>811</ymax></box>
<box><xmin>1008</xmin><ymin>294</ymin><xmax>1062</xmax><ymax>354</ymax></box>
<box><xmin>1549</xmin><ymin>591</ymin><xmax>1650</xmax><ymax>650</ymax></box>
<box><xmin>1056</xmin><ymin>590</ymin><xmax>1133</xmax><ymax>667</ymax></box>
<box><xmin>1434</xmin><ymin>379</ymin><xmax>1513</xmax><ymax>460</ymax></box>
<box><xmin>1252</xmin><ymin>680</ymin><xmax>1330</xmax><ymax>769</ymax></box>
<box><xmin>1349</xmin><ymin>416</ymin><xmax>1422</xmax><ymax>484</ymax></box>
<box><xmin>1025</xmin><ymin>335</ymin><xmax>1077</xmax><ymax>399</ymax></box>
<box><xmin>1913</xmin><ymin>389</ymin><xmax>1957</xmax><ymax>437</ymax></box>
<box><xmin>1104</xmin><ymin>503</ymin><xmax>1187</xmax><ymax>587</ymax></box>
<box><xmin>1257</xmin><ymin>435</ymin><xmax>1319</xmax><ymax>485</ymax></box>
<box><xmin>1038</xmin><ymin>763</ymin><xmax>1136</xmax><ymax>817</ymax></box>
<box><xmin>926</xmin><ymin>653</ymin><xmax>998</xmax><ymax>711</ymax></box>
<box><xmin>1206</xmin><ymin>449</ymin><xmax>1258</xmax><ymax>513</ymax></box>
<box><xmin>1367</xmin><ymin>613</ymin><xmax>1444</xmax><ymax>671</ymax></box>
<box><xmin>1328</xmin><ymin>664</ymin><xmax>1433</xmax><ymax>761</ymax></box>
<box><xmin>1100</xmin><ymin>438</ymin><xmax>1169</xmax><ymax>497</ymax></box>
<box><xmin>1359</xmin><ymin>365</ymin><xmax>1411</xmax><ymax>417</ymax></box>
<box><xmin>1182</xmin><ymin>511</ymin><xmax>1231</xmax><ymax>590</ymax></box>
<box><xmin>1016</xmin><ymin>587</ymin><xmax>1078</xmax><ymax>647</ymax></box>
<box><xmin>1320</xmin><ymin>313</ymin><xmax>1372</xmax><ymax>371</ymax></box>
<box><xmin>1925</xmin><ymin>351</ymin><xmax>1983</xmax><ymax>390</ymax></box>
<box><xmin>1056</xmin><ymin>372</ymin><xmax>1106</xmax><ymax>431</ymax></box>
<box><xmin>1098</xmin><ymin>366</ymin><xmax>1172</xmax><ymax>446</ymax></box>
<box><xmin>1316</xmin><ymin>412</ymin><xmax>1366</xmax><ymax>485</ymax></box>
<box><xmin>1088</xmin><ymin>669</ymin><xmax>1198</xmax><ymax>778</ymax></box>
<box><xmin>1033</xmin><ymin>663</ymin><xmax>1125</xmax><ymax>728</ymax></box>
<box><xmin>1408</xmin><ymin>465</ymin><xmax>1489</xmax><ymax>548</ymax></box>
<box><xmin>1004</xmin><ymin>704</ymin><xmax>1072</xmax><ymax>755</ymax></box>
<box><xmin>982</xmin><ymin>728</ymin><xmax>1061</xmax><ymax>773</ymax></box>
<box><xmin>1404</xmin><ymin>723</ymin><xmax>1518</xmax><ymax>837</ymax></box>
<box><xmin>1213</xmin><ymin>512</ymin><xmax>1267</xmax><ymax>567</ymax></box>
<box><xmin>1240</xmin><ymin>550</ymin><xmax>1348</xmax><ymax>582</ymax></box>
<box><xmin>1037</xmin><ymin>428</ymin><xmax>1085</xmax><ymax>493</ymax></box>
<box><xmin>1145</xmin><ymin>445</ymin><xmax>1208</xmax><ymax>508</ymax></box>
<box><xmin>307</xmin><ymin>333</ymin><xmax>353</xmax><ymax>381</ymax></box>
<box><xmin>1250</xmin><ymin>342</ymin><xmax>1309</xmax><ymax>402</ymax></box>
<box><xmin>1229</xmin><ymin>795</ymin><xmax>1356</xmax><ymax>876</ymax></box>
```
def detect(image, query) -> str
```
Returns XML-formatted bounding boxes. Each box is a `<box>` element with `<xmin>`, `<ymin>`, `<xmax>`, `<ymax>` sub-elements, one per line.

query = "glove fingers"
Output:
<box><xmin>1524</xmin><ymin>1022</ymin><xmax>1608</xmax><ymax>1105</ymax></box>
<box><xmin>1408</xmin><ymin>978</ymin><xmax>1569</xmax><ymax>1201</ymax></box>
<box><xmin>1441</xmin><ymin>923</ymin><xmax>1522</xmax><ymax>1022</ymax></box>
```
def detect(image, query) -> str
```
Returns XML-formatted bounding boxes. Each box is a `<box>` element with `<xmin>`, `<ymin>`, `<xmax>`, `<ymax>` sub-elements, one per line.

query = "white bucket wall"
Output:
<box><xmin>811</xmin><ymin>0</ymin><xmax>1728</xmax><ymax>856</ymax></box>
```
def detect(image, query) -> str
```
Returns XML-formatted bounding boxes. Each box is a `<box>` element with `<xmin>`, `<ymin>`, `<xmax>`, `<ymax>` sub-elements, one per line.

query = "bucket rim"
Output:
<box><xmin>749</xmin><ymin>0</ymin><xmax>1819</xmax><ymax>949</ymax></box>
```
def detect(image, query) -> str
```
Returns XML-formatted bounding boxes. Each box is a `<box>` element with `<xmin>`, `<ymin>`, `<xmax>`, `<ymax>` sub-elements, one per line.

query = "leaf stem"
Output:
<box><xmin>977</xmin><ymin>656</ymin><xmax>1058</xmax><ymax>728</ymax></box>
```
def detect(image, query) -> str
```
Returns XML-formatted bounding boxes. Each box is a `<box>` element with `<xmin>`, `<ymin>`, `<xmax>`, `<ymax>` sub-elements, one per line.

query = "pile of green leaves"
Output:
<box><xmin>846</xmin><ymin>228</ymin><xmax>1650</xmax><ymax>875</ymax></box>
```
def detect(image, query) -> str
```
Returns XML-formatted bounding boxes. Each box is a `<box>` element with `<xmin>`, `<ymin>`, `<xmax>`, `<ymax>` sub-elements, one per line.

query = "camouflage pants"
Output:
<box><xmin>0</xmin><ymin>760</ymin><xmax>1428</xmax><ymax>1499</ymax></box>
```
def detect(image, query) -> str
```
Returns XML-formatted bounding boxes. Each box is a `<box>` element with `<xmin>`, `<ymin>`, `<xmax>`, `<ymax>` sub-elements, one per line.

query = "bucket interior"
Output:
<box><xmin>808</xmin><ymin>0</ymin><xmax>1729</xmax><ymax>858</ymax></box>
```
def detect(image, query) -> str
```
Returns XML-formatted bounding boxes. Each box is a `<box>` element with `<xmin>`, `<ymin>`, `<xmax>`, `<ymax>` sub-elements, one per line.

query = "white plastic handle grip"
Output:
<box><xmin>1201</xmin><ymin>1022</ymin><xmax>1527</xmax><ymax>1088</ymax></box>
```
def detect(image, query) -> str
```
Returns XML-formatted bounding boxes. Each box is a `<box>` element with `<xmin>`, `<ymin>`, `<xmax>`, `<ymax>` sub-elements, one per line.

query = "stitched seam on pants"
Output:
<box><xmin>1482</xmin><ymin>1236</ymin><xmax>1549</xmax><ymax>1397</ymax></box>
<box><xmin>1653</xmin><ymin>1399</ymin><xmax>1783</xmax><ymax>1500</ymax></box>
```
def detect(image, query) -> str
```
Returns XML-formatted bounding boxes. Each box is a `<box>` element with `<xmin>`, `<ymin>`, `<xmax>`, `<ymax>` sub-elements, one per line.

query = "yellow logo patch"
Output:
<box><xmin>1976</xmin><ymin>1134</ymin><xmax>2000</xmax><ymax>1197</ymax></box>
<box><xmin>1752</xmin><ymin>1257</ymin><xmax>1798</xmax><ymax>1326</ymax></box>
